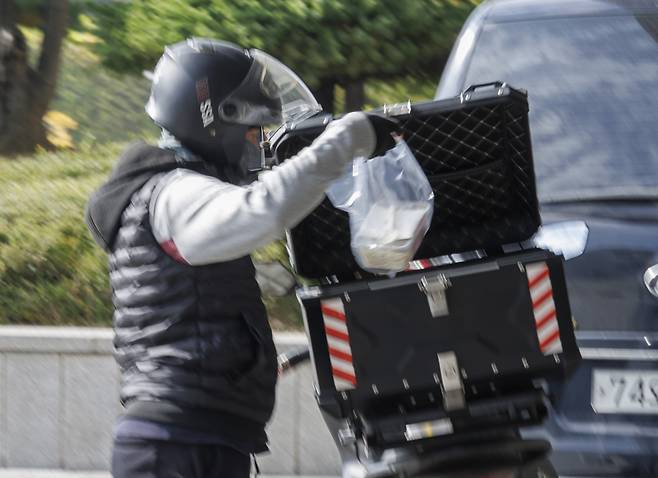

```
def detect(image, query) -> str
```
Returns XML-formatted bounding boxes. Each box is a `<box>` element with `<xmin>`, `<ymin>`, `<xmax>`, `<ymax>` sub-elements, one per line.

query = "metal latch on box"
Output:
<box><xmin>419</xmin><ymin>274</ymin><xmax>451</xmax><ymax>317</ymax></box>
<box><xmin>438</xmin><ymin>351</ymin><xmax>466</xmax><ymax>411</ymax></box>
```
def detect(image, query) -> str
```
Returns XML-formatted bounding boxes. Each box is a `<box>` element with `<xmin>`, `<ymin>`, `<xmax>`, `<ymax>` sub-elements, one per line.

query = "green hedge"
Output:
<box><xmin>0</xmin><ymin>145</ymin><xmax>303</xmax><ymax>329</ymax></box>
<box><xmin>0</xmin><ymin>145</ymin><xmax>118</xmax><ymax>326</ymax></box>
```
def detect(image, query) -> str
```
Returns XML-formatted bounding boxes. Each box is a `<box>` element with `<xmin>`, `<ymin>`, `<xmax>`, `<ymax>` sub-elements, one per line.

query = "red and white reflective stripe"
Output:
<box><xmin>526</xmin><ymin>262</ymin><xmax>563</xmax><ymax>355</ymax></box>
<box><xmin>321</xmin><ymin>298</ymin><xmax>357</xmax><ymax>391</ymax></box>
<box><xmin>407</xmin><ymin>258</ymin><xmax>434</xmax><ymax>271</ymax></box>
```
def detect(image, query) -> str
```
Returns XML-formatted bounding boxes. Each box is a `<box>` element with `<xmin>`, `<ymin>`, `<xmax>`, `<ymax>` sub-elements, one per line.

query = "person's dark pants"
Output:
<box><xmin>111</xmin><ymin>439</ymin><xmax>251</xmax><ymax>478</ymax></box>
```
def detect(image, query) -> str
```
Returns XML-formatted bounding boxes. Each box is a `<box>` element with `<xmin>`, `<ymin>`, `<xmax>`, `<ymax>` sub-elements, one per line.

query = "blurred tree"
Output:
<box><xmin>91</xmin><ymin>0</ymin><xmax>477</xmax><ymax>113</ymax></box>
<box><xmin>0</xmin><ymin>0</ymin><xmax>69</xmax><ymax>155</ymax></box>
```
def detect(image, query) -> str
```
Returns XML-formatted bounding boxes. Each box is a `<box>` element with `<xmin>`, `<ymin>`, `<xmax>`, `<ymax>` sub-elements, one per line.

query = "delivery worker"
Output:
<box><xmin>85</xmin><ymin>38</ymin><xmax>398</xmax><ymax>478</ymax></box>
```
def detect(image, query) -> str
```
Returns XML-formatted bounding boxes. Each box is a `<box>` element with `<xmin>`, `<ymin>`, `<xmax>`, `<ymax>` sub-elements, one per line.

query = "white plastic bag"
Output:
<box><xmin>327</xmin><ymin>139</ymin><xmax>434</xmax><ymax>274</ymax></box>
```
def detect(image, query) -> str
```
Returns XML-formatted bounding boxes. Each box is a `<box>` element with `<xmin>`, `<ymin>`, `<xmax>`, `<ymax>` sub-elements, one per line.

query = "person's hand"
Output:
<box><xmin>365</xmin><ymin>113</ymin><xmax>402</xmax><ymax>157</ymax></box>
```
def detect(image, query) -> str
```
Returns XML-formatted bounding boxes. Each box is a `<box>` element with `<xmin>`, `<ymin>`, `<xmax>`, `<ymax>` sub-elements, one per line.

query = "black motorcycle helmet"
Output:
<box><xmin>146</xmin><ymin>38</ymin><xmax>321</xmax><ymax>183</ymax></box>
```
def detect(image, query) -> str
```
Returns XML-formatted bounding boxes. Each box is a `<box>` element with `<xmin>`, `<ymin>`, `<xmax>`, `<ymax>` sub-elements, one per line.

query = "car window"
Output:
<box><xmin>463</xmin><ymin>14</ymin><xmax>658</xmax><ymax>202</ymax></box>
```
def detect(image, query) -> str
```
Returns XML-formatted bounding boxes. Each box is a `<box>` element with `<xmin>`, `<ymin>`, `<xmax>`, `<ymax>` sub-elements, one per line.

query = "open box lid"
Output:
<box><xmin>271</xmin><ymin>83</ymin><xmax>541</xmax><ymax>281</ymax></box>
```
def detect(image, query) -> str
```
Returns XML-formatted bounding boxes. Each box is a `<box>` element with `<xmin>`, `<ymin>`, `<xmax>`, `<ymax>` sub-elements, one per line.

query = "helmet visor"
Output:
<box><xmin>217</xmin><ymin>49</ymin><xmax>322</xmax><ymax>127</ymax></box>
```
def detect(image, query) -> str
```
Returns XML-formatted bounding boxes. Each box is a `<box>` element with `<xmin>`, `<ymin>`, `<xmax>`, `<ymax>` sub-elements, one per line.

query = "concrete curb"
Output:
<box><xmin>0</xmin><ymin>327</ymin><xmax>113</xmax><ymax>354</ymax></box>
<box><xmin>0</xmin><ymin>472</ymin><xmax>109</xmax><ymax>478</ymax></box>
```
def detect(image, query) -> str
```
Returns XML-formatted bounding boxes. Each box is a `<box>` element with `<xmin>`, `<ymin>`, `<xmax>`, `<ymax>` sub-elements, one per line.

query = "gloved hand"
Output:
<box><xmin>365</xmin><ymin>113</ymin><xmax>402</xmax><ymax>158</ymax></box>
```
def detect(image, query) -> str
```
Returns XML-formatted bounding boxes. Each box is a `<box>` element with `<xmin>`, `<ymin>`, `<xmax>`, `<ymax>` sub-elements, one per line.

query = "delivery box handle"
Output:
<box><xmin>460</xmin><ymin>82</ymin><xmax>508</xmax><ymax>102</ymax></box>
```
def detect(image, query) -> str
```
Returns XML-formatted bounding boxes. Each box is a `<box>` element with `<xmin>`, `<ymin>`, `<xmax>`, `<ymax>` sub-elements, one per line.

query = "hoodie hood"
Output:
<box><xmin>84</xmin><ymin>141</ymin><xmax>210</xmax><ymax>252</ymax></box>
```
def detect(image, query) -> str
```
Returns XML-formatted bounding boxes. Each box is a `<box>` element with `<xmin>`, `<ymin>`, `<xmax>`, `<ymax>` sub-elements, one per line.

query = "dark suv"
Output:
<box><xmin>437</xmin><ymin>0</ymin><xmax>658</xmax><ymax>476</ymax></box>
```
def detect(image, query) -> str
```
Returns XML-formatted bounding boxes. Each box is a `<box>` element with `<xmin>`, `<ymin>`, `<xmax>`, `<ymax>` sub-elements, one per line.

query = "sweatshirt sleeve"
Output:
<box><xmin>150</xmin><ymin>111</ymin><xmax>376</xmax><ymax>265</ymax></box>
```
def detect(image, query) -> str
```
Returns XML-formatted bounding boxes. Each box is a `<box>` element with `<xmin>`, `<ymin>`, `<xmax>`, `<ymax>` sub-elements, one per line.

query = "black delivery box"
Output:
<box><xmin>271</xmin><ymin>83</ymin><xmax>580</xmax><ymax>447</ymax></box>
<box><xmin>272</xmin><ymin>82</ymin><xmax>541</xmax><ymax>280</ymax></box>
<box><xmin>297</xmin><ymin>249</ymin><xmax>580</xmax><ymax>445</ymax></box>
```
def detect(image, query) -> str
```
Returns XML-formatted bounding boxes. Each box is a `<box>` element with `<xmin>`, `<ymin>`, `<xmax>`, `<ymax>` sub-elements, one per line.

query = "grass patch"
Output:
<box><xmin>0</xmin><ymin>145</ymin><xmax>119</xmax><ymax>326</ymax></box>
<box><xmin>0</xmin><ymin>145</ymin><xmax>303</xmax><ymax>329</ymax></box>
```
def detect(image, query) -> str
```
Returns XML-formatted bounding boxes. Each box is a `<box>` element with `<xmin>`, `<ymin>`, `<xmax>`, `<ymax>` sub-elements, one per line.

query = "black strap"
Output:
<box><xmin>251</xmin><ymin>453</ymin><xmax>260</xmax><ymax>476</ymax></box>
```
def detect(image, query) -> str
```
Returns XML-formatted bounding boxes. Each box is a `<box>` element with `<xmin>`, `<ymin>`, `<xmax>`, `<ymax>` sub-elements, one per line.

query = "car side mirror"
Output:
<box><xmin>254</xmin><ymin>261</ymin><xmax>297</xmax><ymax>297</ymax></box>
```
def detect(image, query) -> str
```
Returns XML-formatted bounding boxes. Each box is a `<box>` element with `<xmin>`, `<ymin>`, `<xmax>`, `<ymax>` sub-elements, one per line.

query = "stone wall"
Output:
<box><xmin>0</xmin><ymin>326</ymin><xmax>340</xmax><ymax>475</ymax></box>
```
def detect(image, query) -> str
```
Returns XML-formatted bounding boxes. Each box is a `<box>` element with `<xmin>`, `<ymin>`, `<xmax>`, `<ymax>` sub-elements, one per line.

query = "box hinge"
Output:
<box><xmin>419</xmin><ymin>274</ymin><xmax>451</xmax><ymax>317</ymax></box>
<box><xmin>383</xmin><ymin>100</ymin><xmax>412</xmax><ymax>116</ymax></box>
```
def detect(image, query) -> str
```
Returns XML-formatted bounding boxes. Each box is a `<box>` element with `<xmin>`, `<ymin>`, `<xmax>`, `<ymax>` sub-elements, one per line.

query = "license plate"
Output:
<box><xmin>592</xmin><ymin>369</ymin><xmax>658</xmax><ymax>414</ymax></box>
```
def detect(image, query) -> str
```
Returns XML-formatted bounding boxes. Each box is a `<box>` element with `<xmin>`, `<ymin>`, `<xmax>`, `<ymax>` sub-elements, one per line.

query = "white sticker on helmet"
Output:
<box><xmin>196</xmin><ymin>77</ymin><xmax>215</xmax><ymax>128</ymax></box>
<box><xmin>200</xmin><ymin>99</ymin><xmax>214</xmax><ymax>127</ymax></box>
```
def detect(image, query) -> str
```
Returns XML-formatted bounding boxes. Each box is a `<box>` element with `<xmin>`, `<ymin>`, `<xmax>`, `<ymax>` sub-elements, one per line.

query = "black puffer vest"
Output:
<box><xmin>109</xmin><ymin>171</ymin><xmax>278</xmax><ymax>431</ymax></box>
